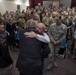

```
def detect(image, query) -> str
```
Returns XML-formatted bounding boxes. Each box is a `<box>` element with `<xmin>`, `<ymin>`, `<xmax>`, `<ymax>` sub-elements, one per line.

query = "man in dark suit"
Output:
<box><xmin>16</xmin><ymin>20</ymin><xmax>50</xmax><ymax>75</ymax></box>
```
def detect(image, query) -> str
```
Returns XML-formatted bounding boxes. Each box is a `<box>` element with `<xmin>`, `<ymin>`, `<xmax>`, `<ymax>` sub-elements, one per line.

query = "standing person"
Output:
<box><xmin>0</xmin><ymin>19</ymin><xmax>13</xmax><ymax>75</ymax></box>
<box><xmin>6</xmin><ymin>18</ymin><xmax>15</xmax><ymax>50</ymax></box>
<box><xmin>71</xmin><ymin>22</ymin><xmax>76</xmax><ymax>59</ymax></box>
<box><xmin>47</xmin><ymin>16</ymin><xmax>67</xmax><ymax>70</ymax></box>
<box><xmin>62</xmin><ymin>12</ymin><xmax>73</xmax><ymax>53</ymax></box>
<box><xmin>16</xmin><ymin>20</ymin><xmax>50</xmax><ymax>75</ymax></box>
<box><xmin>24</xmin><ymin>23</ymin><xmax>50</xmax><ymax>75</ymax></box>
<box><xmin>14</xmin><ymin>22</ymin><xmax>20</xmax><ymax>48</ymax></box>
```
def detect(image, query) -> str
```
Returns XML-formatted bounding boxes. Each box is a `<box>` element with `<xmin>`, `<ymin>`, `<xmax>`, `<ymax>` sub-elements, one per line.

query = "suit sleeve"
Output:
<box><xmin>1</xmin><ymin>43</ymin><xmax>13</xmax><ymax>65</ymax></box>
<box><xmin>41</xmin><ymin>43</ymin><xmax>51</xmax><ymax>58</ymax></box>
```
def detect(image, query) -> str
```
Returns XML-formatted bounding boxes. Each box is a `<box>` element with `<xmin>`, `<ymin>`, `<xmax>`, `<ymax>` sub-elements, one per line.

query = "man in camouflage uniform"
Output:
<box><xmin>47</xmin><ymin>16</ymin><xmax>67</xmax><ymax>70</ymax></box>
<box><xmin>62</xmin><ymin>12</ymin><xmax>73</xmax><ymax>53</ymax></box>
<box><xmin>42</xmin><ymin>13</ymin><xmax>51</xmax><ymax>27</ymax></box>
<box><xmin>71</xmin><ymin>22</ymin><xmax>76</xmax><ymax>59</ymax></box>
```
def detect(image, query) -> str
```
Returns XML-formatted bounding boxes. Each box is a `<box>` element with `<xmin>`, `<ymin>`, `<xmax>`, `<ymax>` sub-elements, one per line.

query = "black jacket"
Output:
<box><xmin>16</xmin><ymin>28</ymin><xmax>50</xmax><ymax>75</ymax></box>
<box><xmin>0</xmin><ymin>43</ymin><xmax>13</xmax><ymax>68</ymax></box>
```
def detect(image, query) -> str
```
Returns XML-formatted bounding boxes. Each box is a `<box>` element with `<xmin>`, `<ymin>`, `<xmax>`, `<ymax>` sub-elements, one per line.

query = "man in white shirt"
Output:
<box><xmin>24</xmin><ymin>23</ymin><xmax>50</xmax><ymax>43</ymax></box>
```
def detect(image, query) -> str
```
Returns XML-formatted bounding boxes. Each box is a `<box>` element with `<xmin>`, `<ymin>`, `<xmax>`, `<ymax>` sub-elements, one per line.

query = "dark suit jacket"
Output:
<box><xmin>6</xmin><ymin>22</ymin><xmax>15</xmax><ymax>36</ymax></box>
<box><xmin>16</xmin><ymin>28</ymin><xmax>50</xmax><ymax>75</ymax></box>
<box><xmin>0</xmin><ymin>42</ymin><xmax>13</xmax><ymax>68</ymax></box>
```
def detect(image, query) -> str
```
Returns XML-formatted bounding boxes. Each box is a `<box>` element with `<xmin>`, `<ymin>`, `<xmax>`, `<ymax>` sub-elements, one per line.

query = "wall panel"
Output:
<box><xmin>60</xmin><ymin>0</ymin><xmax>71</xmax><ymax>7</ymax></box>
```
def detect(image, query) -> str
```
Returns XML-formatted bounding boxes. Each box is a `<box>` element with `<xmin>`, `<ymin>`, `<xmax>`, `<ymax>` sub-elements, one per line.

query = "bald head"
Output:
<box><xmin>36</xmin><ymin>23</ymin><xmax>46</xmax><ymax>33</ymax></box>
<box><xmin>64</xmin><ymin>12</ymin><xmax>69</xmax><ymax>18</ymax></box>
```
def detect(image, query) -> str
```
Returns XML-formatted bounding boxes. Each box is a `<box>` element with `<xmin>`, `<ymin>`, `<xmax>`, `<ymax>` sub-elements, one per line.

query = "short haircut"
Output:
<box><xmin>55</xmin><ymin>16</ymin><xmax>62</xmax><ymax>20</ymax></box>
<box><xmin>26</xmin><ymin>20</ymin><xmax>37</xmax><ymax>28</ymax></box>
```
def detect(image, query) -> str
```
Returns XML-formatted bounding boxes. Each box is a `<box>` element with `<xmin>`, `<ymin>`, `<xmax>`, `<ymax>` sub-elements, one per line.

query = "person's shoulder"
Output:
<box><xmin>19</xmin><ymin>29</ymin><xmax>25</xmax><ymax>33</ymax></box>
<box><xmin>50</xmin><ymin>23</ymin><xmax>56</xmax><ymax>28</ymax></box>
<box><xmin>3</xmin><ymin>29</ymin><xmax>6</xmax><ymax>32</ymax></box>
<box><xmin>61</xmin><ymin>23</ymin><xmax>67</xmax><ymax>29</ymax></box>
<box><xmin>6</xmin><ymin>22</ymin><xmax>10</xmax><ymax>26</ymax></box>
<box><xmin>51</xmin><ymin>23</ymin><xmax>56</xmax><ymax>26</ymax></box>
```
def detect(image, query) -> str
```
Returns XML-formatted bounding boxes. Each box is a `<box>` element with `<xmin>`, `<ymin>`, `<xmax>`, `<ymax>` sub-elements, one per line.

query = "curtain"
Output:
<box><xmin>71</xmin><ymin>0</ymin><xmax>76</xmax><ymax>7</ymax></box>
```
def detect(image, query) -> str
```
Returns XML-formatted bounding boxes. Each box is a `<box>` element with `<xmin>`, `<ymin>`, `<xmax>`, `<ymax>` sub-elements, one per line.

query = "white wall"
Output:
<box><xmin>60</xmin><ymin>0</ymin><xmax>71</xmax><ymax>7</ymax></box>
<box><xmin>0</xmin><ymin>1</ymin><xmax>16</xmax><ymax>14</ymax></box>
<box><xmin>0</xmin><ymin>1</ymin><xmax>28</xmax><ymax>14</ymax></box>
<box><xmin>0</xmin><ymin>0</ymin><xmax>72</xmax><ymax>14</ymax></box>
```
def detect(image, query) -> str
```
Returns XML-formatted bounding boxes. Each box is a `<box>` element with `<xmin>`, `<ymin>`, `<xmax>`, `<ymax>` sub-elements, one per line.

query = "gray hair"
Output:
<box><xmin>26</xmin><ymin>19</ymin><xmax>37</xmax><ymax>28</ymax></box>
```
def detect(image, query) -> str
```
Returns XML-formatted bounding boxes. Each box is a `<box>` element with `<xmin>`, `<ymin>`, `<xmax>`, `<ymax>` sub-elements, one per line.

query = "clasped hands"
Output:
<box><xmin>53</xmin><ymin>41</ymin><xmax>59</xmax><ymax>46</ymax></box>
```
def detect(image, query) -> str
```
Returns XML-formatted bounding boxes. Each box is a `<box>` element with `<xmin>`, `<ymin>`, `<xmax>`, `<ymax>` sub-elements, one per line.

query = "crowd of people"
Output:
<box><xmin>0</xmin><ymin>6</ymin><xmax>76</xmax><ymax>75</ymax></box>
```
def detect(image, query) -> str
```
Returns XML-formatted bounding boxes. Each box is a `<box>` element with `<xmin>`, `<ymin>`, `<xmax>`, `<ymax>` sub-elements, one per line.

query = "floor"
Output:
<box><xmin>10</xmin><ymin>48</ymin><xmax>76</xmax><ymax>75</ymax></box>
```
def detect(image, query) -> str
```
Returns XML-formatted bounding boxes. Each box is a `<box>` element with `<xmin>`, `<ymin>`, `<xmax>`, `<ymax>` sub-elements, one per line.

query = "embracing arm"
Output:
<box><xmin>24</xmin><ymin>31</ymin><xmax>50</xmax><ymax>43</ymax></box>
<box><xmin>36</xmin><ymin>33</ymin><xmax>50</xmax><ymax>43</ymax></box>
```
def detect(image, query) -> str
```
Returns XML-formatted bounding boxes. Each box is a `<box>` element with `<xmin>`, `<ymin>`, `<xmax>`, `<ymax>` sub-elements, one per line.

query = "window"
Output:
<box><xmin>17</xmin><ymin>5</ymin><xmax>20</xmax><ymax>10</ymax></box>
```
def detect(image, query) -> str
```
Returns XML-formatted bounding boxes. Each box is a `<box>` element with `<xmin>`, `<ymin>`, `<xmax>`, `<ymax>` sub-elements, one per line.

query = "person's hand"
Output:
<box><xmin>74</xmin><ymin>37</ymin><xmax>76</xmax><ymax>40</ymax></box>
<box><xmin>10</xmin><ymin>64</ymin><xmax>13</xmax><ymax>70</ymax></box>
<box><xmin>67</xmin><ymin>26</ymin><xmax>72</xmax><ymax>29</ymax></box>
<box><xmin>7</xmin><ymin>32</ymin><xmax>10</xmax><ymax>36</ymax></box>
<box><xmin>24</xmin><ymin>31</ymin><xmax>37</xmax><ymax>38</ymax></box>
<box><xmin>53</xmin><ymin>41</ymin><xmax>58</xmax><ymax>46</ymax></box>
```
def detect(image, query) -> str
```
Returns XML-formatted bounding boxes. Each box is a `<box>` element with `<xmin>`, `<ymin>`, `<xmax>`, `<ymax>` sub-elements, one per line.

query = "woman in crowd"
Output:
<box><xmin>0</xmin><ymin>18</ymin><xmax>13</xmax><ymax>75</ymax></box>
